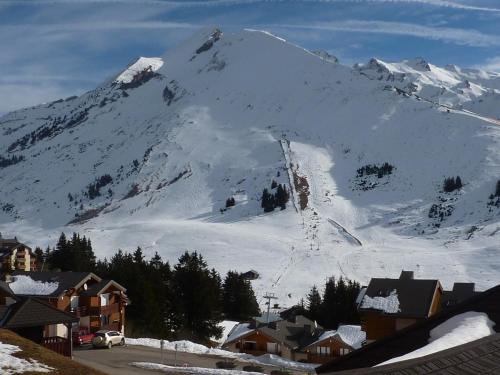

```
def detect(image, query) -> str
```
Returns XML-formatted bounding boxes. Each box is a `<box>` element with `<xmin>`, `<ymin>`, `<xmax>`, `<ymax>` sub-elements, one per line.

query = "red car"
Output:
<box><xmin>72</xmin><ymin>329</ymin><xmax>94</xmax><ymax>346</ymax></box>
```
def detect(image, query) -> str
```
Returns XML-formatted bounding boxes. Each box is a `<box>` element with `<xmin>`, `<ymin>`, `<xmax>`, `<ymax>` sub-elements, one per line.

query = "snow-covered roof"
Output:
<box><xmin>379</xmin><ymin>311</ymin><xmax>495</xmax><ymax>365</ymax></box>
<box><xmin>223</xmin><ymin>323</ymin><xmax>254</xmax><ymax>344</ymax></box>
<box><xmin>361</xmin><ymin>289</ymin><xmax>401</xmax><ymax>314</ymax></box>
<box><xmin>9</xmin><ymin>275</ymin><xmax>59</xmax><ymax>296</ymax></box>
<box><xmin>307</xmin><ymin>325</ymin><xmax>366</xmax><ymax>349</ymax></box>
<box><xmin>212</xmin><ymin>320</ymin><xmax>239</xmax><ymax>344</ymax></box>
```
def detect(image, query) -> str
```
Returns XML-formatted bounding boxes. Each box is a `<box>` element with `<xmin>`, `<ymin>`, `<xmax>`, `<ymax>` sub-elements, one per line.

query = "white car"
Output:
<box><xmin>91</xmin><ymin>330</ymin><xmax>125</xmax><ymax>349</ymax></box>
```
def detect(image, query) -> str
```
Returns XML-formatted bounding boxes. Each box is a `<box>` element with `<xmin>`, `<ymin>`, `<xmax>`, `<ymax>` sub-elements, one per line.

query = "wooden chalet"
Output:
<box><xmin>0</xmin><ymin>282</ymin><xmax>78</xmax><ymax>357</ymax></box>
<box><xmin>316</xmin><ymin>283</ymin><xmax>500</xmax><ymax>373</ymax></box>
<box><xmin>3</xmin><ymin>271</ymin><xmax>128</xmax><ymax>336</ymax></box>
<box><xmin>223</xmin><ymin>315</ymin><xmax>365</xmax><ymax>363</ymax></box>
<box><xmin>0</xmin><ymin>236</ymin><xmax>37</xmax><ymax>271</ymax></box>
<box><xmin>303</xmin><ymin>326</ymin><xmax>365</xmax><ymax>364</ymax></box>
<box><xmin>357</xmin><ymin>271</ymin><xmax>443</xmax><ymax>343</ymax></box>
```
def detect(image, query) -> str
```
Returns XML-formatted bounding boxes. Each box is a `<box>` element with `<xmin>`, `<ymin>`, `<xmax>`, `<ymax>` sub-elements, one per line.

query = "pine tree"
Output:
<box><xmin>275</xmin><ymin>184</ymin><xmax>289</xmax><ymax>210</ymax></box>
<box><xmin>222</xmin><ymin>271</ymin><xmax>260</xmax><ymax>321</ymax></box>
<box><xmin>271</xmin><ymin>180</ymin><xmax>278</xmax><ymax>189</ymax></box>
<box><xmin>455</xmin><ymin>176</ymin><xmax>462</xmax><ymax>190</ymax></box>
<box><xmin>261</xmin><ymin>189</ymin><xmax>275</xmax><ymax>212</ymax></box>
<box><xmin>496</xmin><ymin>180</ymin><xmax>500</xmax><ymax>197</ymax></box>
<box><xmin>172</xmin><ymin>252</ymin><xmax>223</xmax><ymax>342</ymax></box>
<box><xmin>225</xmin><ymin>197</ymin><xmax>235</xmax><ymax>208</ymax></box>
<box><xmin>306</xmin><ymin>285</ymin><xmax>322</xmax><ymax>323</ymax></box>
<box><xmin>133</xmin><ymin>247</ymin><xmax>145</xmax><ymax>265</ymax></box>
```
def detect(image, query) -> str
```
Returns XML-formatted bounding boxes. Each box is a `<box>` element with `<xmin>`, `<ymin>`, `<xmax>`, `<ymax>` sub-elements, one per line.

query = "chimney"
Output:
<box><xmin>399</xmin><ymin>270</ymin><xmax>414</xmax><ymax>280</ymax></box>
<box><xmin>452</xmin><ymin>282</ymin><xmax>475</xmax><ymax>294</ymax></box>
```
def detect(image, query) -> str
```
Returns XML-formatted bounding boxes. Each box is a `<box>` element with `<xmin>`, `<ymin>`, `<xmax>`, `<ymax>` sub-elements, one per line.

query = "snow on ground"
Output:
<box><xmin>9</xmin><ymin>275</ymin><xmax>58</xmax><ymax>295</ymax></box>
<box><xmin>379</xmin><ymin>311</ymin><xmax>496</xmax><ymax>365</ymax></box>
<box><xmin>213</xmin><ymin>321</ymin><xmax>240</xmax><ymax>345</ymax></box>
<box><xmin>310</xmin><ymin>325</ymin><xmax>366</xmax><ymax>350</ymax></box>
<box><xmin>0</xmin><ymin>341</ymin><xmax>53</xmax><ymax>374</ymax></box>
<box><xmin>126</xmin><ymin>338</ymin><xmax>318</xmax><ymax>371</ymax></box>
<box><xmin>248</xmin><ymin>354</ymin><xmax>317</xmax><ymax>371</ymax></box>
<box><xmin>115</xmin><ymin>57</ymin><xmax>163</xmax><ymax>83</ymax></box>
<box><xmin>360</xmin><ymin>290</ymin><xmax>400</xmax><ymax>314</ymax></box>
<box><xmin>132</xmin><ymin>362</ymin><xmax>263</xmax><ymax>375</ymax></box>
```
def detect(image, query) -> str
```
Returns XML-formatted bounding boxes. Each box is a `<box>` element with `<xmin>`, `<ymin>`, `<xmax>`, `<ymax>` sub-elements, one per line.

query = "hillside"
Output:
<box><xmin>1</xmin><ymin>28</ymin><xmax>500</xmax><ymax>305</ymax></box>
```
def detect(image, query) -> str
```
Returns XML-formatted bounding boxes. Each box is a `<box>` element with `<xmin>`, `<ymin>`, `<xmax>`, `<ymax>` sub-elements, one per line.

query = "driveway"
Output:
<box><xmin>73</xmin><ymin>344</ymin><xmax>309</xmax><ymax>375</ymax></box>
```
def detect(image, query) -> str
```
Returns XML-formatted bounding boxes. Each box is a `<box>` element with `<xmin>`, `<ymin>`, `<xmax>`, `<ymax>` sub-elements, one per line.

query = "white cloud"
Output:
<box><xmin>6</xmin><ymin>0</ymin><xmax>500</xmax><ymax>12</ymax></box>
<box><xmin>272</xmin><ymin>20</ymin><xmax>500</xmax><ymax>47</ymax></box>
<box><xmin>476</xmin><ymin>57</ymin><xmax>500</xmax><ymax>72</ymax></box>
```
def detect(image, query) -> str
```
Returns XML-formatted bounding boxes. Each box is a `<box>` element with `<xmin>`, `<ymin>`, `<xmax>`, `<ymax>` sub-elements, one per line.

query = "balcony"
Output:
<box><xmin>70</xmin><ymin>306</ymin><xmax>88</xmax><ymax>317</ymax></box>
<box><xmin>89</xmin><ymin>303</ymin><xmax>120</xmax><ymax>316</ymax></box>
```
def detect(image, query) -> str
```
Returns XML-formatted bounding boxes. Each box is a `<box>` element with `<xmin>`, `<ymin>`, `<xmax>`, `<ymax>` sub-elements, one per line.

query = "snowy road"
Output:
<box><xmin>73</xmin><ymin>345</ymin><xmax>306</xmax><ymax>375</ymax></box>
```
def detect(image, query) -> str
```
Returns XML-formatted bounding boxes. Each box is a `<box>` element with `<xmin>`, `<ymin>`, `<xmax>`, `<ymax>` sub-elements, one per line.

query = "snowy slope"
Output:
<box><xmin>1</xmin><ymin>28</ymin><xmax>500</xmax><ymax>306</ymax></box>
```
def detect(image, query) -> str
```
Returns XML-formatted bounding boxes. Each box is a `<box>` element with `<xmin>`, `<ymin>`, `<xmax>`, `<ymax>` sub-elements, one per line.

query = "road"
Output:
<box><xmin>73</xmin><ymin>344</ymin><xmax>309</xmax><ymax>375</ymax></box>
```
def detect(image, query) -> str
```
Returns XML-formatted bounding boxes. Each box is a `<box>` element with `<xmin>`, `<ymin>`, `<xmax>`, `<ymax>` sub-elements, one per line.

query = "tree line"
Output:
<box><xmin>36</xmin><ymin>233</ymin><xmax>260</xmax><ymax>343</ymax></box>
<box><xmin>300</xmin><ymin>276</ymin><xmax>361</xmax><ymax>329</ymax></box>
<box><xmin>32</xmin><ymin>232</ymin><xmax>362</xmax><ymax>341</ymax></box>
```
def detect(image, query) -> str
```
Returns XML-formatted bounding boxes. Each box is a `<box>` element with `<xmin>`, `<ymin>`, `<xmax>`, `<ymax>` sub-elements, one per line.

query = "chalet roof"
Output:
<box><xmin>328</xmin><ymin>333</ymin><xmax>500</xmax><ymax>374</ymax></box>
<box><xmin>359</xmin><ymin>271</ymin><xmax>439</xmax><ymax>318</ymax></box>
<box><xmin>440</xmin><ymin>282</ymin><xmax>480</xmax><ymax>310</ymax></box>
<box><xmin>316</xmin><ymin>284</ymin><xmax>500</xmax><ymax>373</ymax></box>
<box><xmin>224</xmin><ymin>315</ymin><xmax>322</xmax><ymax>350</ymax></box>
<box><xmin>0</xmin><ymin>281</ymin><xmax>14</xmax><ymax>297</ymax></box>
<box><xmin>260</xmin><ymin>315</ymin><xmax>321</xmax><ymax>350</ymax></box>
<box><xmin>305</xmin><ymin>326</ymin><xmax>366</xmax><ymax>350</ymax></box>
<box><xmin>10</xmin><ymin>271</ymin><xmax>101</xmax><ymax>297</ymax></box>
<box><xmin>80</xmin><ymin>279</ymin><xmax>126</xmax><ymax>296</ymax></box>
<box><xmin>0</xmin><ymin>297</ymin><xmax>78</xmax><ymax>329</ymax></box>
<box><xmin>0</xmin><ymin>237</ymin><xmax>31</xmax><ymax>253</ymax></box>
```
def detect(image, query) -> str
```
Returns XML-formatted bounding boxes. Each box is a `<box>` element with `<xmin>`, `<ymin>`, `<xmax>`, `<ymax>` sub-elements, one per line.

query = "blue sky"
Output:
<box><xmin>1</xmin><ymin>0</ymin><xmax>499</xmax><ymax>114</ymax></box>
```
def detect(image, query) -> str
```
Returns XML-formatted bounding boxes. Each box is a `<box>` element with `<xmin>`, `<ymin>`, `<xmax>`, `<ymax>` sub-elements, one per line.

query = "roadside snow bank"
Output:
<box><xmin>126</xmin><ymin>338</ymin><xmax>319</xmax><ymax>371</ymax></box>
<box><xmin>249</xmin><ymin>354</ymin><xmax>317</xmax><ymax>371</ymax></box>
<box><xmin>0</xmin><ymin>341</ymin><xmax>53</xmax><ymax>374</ymax></box>
<box><xmin>126</xmin><ymin>338</ymin><xmax>234</xmax><ymax>356</ymax></box>
<box><xmin>379</xmin><ymin>311</ymin><xmax>496</xmax><ymax>365</ymax></box>
<box><xmin>133</xmin><ymin>362</ymin><xmax>262</xmax><ymax>374</ymax></box>
<box><xmin>9</xmin><ymin>275</ymin><xmax>58</xmax><ymax>295</ymax></box>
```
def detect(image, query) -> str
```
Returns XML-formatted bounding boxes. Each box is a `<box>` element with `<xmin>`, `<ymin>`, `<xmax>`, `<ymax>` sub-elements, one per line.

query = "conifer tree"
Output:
<box><xmin>172</xmin><ymin>252</ymin><xmax>223</xmax><ymax>342</ymax></box>
<box><xmin>306</xmin><ymin>285</ymin><xmax>322</xmax><ymax>323</ymax></box>
<box><xmin>222</xmin><ymin>271</ymin><xmax>260</xmax><ymax>321</ymax></box>
<box><xmin>261</xmin><ymin>189</ymin><xmax>275</xmax><ymax>212</ymax></box>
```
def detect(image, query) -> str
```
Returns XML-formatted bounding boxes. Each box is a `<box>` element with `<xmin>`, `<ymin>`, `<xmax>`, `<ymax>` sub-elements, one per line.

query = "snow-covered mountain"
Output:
<box><xmin>1</xmin><ymin>28</ymin><xmax>500</xmax><ymax>306</ymax></box>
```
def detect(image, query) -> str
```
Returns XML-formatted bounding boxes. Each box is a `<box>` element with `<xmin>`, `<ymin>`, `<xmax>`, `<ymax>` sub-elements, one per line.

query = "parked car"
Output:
<box><xmin>72</xmin><ymin>329</ymin><xmax>94</xmax><ymax>346</ymax></box>
<box><xmin>91</xmin><ymin>330</ymin><xmax>125</xmax><ymax>349</ymax></box>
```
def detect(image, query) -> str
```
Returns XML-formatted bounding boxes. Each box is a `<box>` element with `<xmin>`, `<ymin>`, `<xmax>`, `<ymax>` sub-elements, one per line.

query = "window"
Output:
<box><xmin>340</xmin><ymin>348</ymin><xmax>351</xmax><ymax>355</ymax></box>
<box><xmin>243</xmin><ymin>341</ymin><xmax>257</xmax><ymax>350</ymax></box>
<box><xmin>316</xmin><ymin>346</ymin><xmax>331</xmax><ymax>356</ymax></box>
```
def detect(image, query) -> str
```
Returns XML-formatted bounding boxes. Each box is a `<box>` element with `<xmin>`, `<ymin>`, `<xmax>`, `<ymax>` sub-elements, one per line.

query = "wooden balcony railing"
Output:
<box><xmin>89</xmin><ymin>303</ymin><xmax>120</xmax><ymax>316</ymax></box>
<box><xmin>70</xmin><ymin>306</ymin><xmax>88</xmax><ymax>317</ymax></box>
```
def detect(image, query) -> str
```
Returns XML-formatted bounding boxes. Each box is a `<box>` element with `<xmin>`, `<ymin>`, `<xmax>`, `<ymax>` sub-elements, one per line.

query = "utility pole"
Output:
<box><xmin>263</xmin><ymin>292</ymin><xmax>278</xmax><ymax>324</ymax></box>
